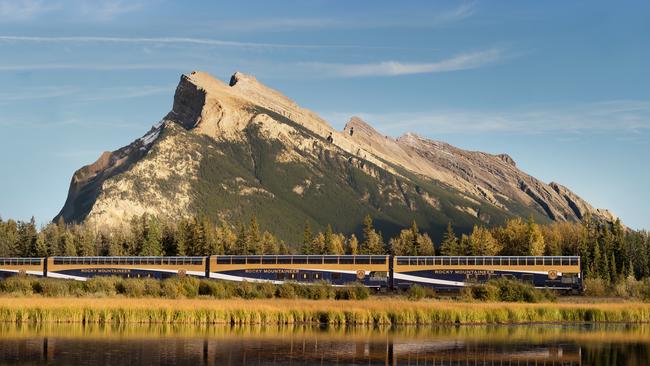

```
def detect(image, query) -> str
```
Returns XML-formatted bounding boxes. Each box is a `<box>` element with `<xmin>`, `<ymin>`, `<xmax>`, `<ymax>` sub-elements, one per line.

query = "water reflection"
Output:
<box><xmin>0</xmin><ymin>323</ymin><xmax>648</xmax><ymax>365</ymax></box>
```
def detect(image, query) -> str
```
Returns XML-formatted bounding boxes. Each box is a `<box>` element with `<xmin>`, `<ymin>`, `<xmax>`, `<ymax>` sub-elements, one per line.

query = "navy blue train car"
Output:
<box><xmin>209</xmin><ymin>255</ymin><xmax>390</xmax><ymax>288</ymax></box>
<box><xmin>393</xmin><ymin>256</ymin><xmax>582</xmax><ymax>292</ymax></box>
<box><xmin>46</xmin><ymin>256</ymin><xmax>207</xmax><ymax>280</ymax></box>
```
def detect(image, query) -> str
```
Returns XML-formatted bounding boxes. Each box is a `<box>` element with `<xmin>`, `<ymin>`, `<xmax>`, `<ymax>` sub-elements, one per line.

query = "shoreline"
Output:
<box><xmin>1</xmin><ymin>298</ymin><xmax>649</xmax><ymax>325</ymax></box>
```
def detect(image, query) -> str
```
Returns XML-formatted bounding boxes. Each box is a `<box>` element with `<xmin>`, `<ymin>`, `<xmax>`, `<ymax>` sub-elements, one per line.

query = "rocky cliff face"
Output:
<box><xmin>56</xmin><ymin>71</ymin><xmax>615</xmax><ymax>243</ymax></box>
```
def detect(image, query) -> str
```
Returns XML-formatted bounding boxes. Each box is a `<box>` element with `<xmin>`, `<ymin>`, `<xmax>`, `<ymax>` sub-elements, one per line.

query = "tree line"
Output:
<box><xmin>0</xmin><ymin>213</ymin><xmax>648</xmax><ymax>282</ymax></box>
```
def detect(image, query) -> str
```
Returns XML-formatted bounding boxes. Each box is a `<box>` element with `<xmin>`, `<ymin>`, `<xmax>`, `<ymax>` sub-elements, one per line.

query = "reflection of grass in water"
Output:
<box><xmin>1</xmin><ymin>322</ymin><xmax>650</xmax><ymax>345</ymax></box>
<box><xmin>1</xmin><ymin>298</ymin><xmax>650</xmax><ymax>327</ymax></box>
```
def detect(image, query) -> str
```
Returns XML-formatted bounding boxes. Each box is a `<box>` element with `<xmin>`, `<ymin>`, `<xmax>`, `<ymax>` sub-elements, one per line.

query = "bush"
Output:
<box><xmin>234</xmin><ymin>281</ymin><xmax>261</xmax><ymax>299</ymax></box>
<box><xmin>584</xmin><ymin>278</ymin><xmax>607</xmax><ymax>297</ymax></box>
<box><xmin>35</xmin><ymin>279</ymin><xmax>72</xmax><ymax>297</ymax></box>
<box><xmin>640</xmin><ymin>279</ymin><xmax>650</xmax><ymax>301</ymax></box>
<box><xmin>614</xmin><ymin>276</ymin><xmax>641</xmax><ymax>298</ymax></box>
<box><xmin>276</xmin><ymin>282</ymin><xmax>297</xmax><ymax>299</ymax></box>
<box><xmin>257</xmin><ymin>282</ymin><xmax>276</xmax><ymax>299</ymax></box>
<box><xmin>406</xmin><ymin>285</ymin><xmax>436</xmax><ymax>301</ymax></box>
<box><xmin>461</xmin><ymin>278</ymin><xmax>555</xmax><ymax>303</ymax></box>
<box><xmin>85</xmin><ymin>276</ymin><xmax>120</xmax><ymax>296</ymax></box>
<box><xmin>336</xmin><ymin>283</ymin><xmax>369</xmax><ymax>300</ymax></box>
<box><xmin>198</xmin><ymin>280</ymin><xmax>231</xmax><ymax>298</ymax></box>
<box><xmin>0</xmin><ymin>276</ymin><xmax>33</xmax><ymax>295</ymax></box>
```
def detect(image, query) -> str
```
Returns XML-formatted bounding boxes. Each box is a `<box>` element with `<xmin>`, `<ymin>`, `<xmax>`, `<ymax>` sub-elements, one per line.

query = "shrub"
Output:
<box><xmin>640</xmin><ymin>278</ymin><xmax>650</xmax><ymax>302</ymax></box>
<box><xmin>276</xmin><ymin>282</ymin><xmax>297</xmax><ymax>299</ymax></box>
<box><xmin>614</xmin><ymin>276</ymin><xmax>641</xmax><ymax>298</ymax></box>
<box><xmin>85</xmin><ymin>276</ymin><xmax>120</xmax><ymax>296</ymax></box>
<box><xmin>36</xmin><ymin>279</ymin><xmax>71</xmax><ymax>297</ymax></box>
<box><xmin>234</xmin><ymin>281</ymin><xmax>261</xmax><ymax>299</ymax></box>
<box><xmin>584</xmin><ymin>278</ymin><xmax>607</xmax><ymax>297</ymax></box>
<box><xmin>0</xmin><ymin>276</ymin><xmax>33</xmax><ymax>295</ymax></box>
<box><xmin>257</xmin><ymin>282</ymin><xmax>276</xmax><ymax>299</ymax></box>
<box><xmin>198</xmin><ymin>280</ymin><xmax>229</xmax><ymax>298</ymax></box>
<box><xmin>407</xmin><ymin>285</ymin><xmax>426</xmax><ymax>301</ymax></box>
<box><xmin>310</xmin><ymin>281</ymin><xmax>336</xmax><ymax>300</ymax></box>
<box><xmin>122</xmin><ymin>279</ymin><xmax>147</xmax><ymax>297</ymax></box>
<box><xmin>336</xmin><ymin>283</ymin><xmax>369</xmax><ymax>300</ymax></box>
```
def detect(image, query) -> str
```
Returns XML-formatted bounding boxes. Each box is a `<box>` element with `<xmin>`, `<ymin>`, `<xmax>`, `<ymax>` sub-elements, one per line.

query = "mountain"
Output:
<box><xmin>55</xmin><ymin>71</ymin><xmax>616</xmax><ymax>244</ymax></box>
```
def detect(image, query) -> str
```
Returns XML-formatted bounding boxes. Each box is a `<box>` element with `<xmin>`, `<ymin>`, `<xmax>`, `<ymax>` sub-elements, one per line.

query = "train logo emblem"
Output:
<box><xmin>548</xmin><ymin>270</ymin><xmax>558</xmax><ymax>280</ymax></box>
<box><xmin>178</xmin><ymin>269</ymin><xmax>186</xmax><ymax>277</ymax></box>
<box><xmin>356</xmin><ymin>270</ymin><xmax>365</xmax><ymax>280</ymax></box>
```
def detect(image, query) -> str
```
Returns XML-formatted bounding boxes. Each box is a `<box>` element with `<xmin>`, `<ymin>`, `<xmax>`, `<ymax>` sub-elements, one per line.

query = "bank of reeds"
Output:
<box><xmin>1</xmin><ymin>298</ymin><xmax>649</xmax><ymax>325</ymax></box>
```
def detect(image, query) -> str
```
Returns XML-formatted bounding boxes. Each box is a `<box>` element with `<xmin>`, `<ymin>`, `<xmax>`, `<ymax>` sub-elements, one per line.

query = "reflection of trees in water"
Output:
<box><xmin>583</xmin><ymin>342</ymin><xmax>650</xmax><ymax>366</ymax></box>
<box><xmin>0</xmin><ymin>324</ymin><xmax>649</xmax><ymax>365</ymax></box>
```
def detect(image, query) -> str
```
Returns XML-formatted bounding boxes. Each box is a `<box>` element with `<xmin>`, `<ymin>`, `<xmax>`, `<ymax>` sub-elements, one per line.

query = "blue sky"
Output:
<box><xmin>0</xmin><ymin>0</ymin><xmax>648</xmax><ymax>230</ymax></box>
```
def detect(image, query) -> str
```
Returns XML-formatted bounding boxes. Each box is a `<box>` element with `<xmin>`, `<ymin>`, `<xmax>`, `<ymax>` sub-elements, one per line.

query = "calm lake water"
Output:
<box><xmin>0</xmin><ymin>323</ymin><xmax>648</xmax><ymax>365</ymax></box>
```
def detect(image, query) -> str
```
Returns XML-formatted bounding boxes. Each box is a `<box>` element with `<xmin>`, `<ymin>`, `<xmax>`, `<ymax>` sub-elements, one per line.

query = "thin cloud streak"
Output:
<box><xmin>0</xmin><ymin>35</ymin><xmax>409</xmax><ymax>50</ymax></box>
<box><xmin>302</xmin><ymin>48</ymin><xmax>505</xmax><ymax>77</ymax></box>
<box><xmin>208</xmin><ymin>2</ymin><xmax>476</xmax><ymax>32</ymax></box>
<box><xmin>321</xmin><ymin>100</ymin><xmax>650</xmax><ymax>135</ymax></box>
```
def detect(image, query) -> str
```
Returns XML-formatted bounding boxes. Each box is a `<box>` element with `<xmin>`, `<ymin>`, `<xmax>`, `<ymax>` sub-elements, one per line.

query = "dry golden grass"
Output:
<box><xmin>1</xmin><ymin>297</ymin><xmax>649</xmax><ymax>325</ymax></box>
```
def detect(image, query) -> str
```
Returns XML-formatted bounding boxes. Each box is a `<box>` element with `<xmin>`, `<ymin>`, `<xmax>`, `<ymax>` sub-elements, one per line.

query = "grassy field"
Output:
<box><xmin>1</xmin><ymin>297</ymin><xmax>649</xmax><ymax>325</ymax></box>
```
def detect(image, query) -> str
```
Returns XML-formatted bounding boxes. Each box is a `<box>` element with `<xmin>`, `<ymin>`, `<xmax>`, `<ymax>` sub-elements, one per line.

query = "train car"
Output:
<box><xmin>209</xmin><ymin>255</ymin><xmax>391</xmax><ymax>288</ymax></box>
<box><xmin>0</xmin><ymin>257</ymin><xmax>44</xmax><ymax>279</ymax></box>
<box><xmin>46</xmin><ymin>256</ymin><xmax>207</xmax><ymax>280</ymax></box>
<box><xmin>393</xmin><ymin>256</ymin><xmax>582</xmax><ymax>292</ymax></box>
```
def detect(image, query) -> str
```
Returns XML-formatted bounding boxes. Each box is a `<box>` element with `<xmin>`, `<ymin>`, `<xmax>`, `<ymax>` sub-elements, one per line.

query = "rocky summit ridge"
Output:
<box><xmin>55</xmin><ymin>71</ymin><xmax>616</xmax><ymax>243</ymax></box>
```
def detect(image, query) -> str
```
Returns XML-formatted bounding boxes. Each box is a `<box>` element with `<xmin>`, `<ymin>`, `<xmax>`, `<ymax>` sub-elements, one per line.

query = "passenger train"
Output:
<box><xmin>0</xmin><ymin>255</ymin><xmax>583</xmax><ymax>292</ymax></box>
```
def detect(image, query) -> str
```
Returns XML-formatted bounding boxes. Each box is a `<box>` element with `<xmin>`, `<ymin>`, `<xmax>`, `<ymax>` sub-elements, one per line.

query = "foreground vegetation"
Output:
<box><xmin>1</xmin><ymin>296</ymin><xmax>650</xmax><ymax>325</ymax></box>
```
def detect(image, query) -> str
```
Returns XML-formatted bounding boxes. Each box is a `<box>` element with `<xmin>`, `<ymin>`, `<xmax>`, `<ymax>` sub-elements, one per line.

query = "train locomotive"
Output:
<box><xmin>0</xmin><ymin>255</ymin><xmax>583</xmax><ymax>292</ymax></box>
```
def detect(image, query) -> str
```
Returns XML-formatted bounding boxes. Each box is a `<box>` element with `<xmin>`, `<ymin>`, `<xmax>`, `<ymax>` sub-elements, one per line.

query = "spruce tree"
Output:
<box><xmin>440</xmin><ymin>222</ymin><xmax>460</xmax><ymax>256</ymax></box>
<box><xmin>301</xmin><ymin>222</ymin><xmax>313</xmax><ymax>254</ymax></box>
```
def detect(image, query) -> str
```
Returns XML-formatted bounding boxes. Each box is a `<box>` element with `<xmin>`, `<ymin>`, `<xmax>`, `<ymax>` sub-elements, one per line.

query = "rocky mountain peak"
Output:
<box><xmin>56</xmin><ymin>70</ymin><xmax>618</xmax><ymax>239</ymax></box>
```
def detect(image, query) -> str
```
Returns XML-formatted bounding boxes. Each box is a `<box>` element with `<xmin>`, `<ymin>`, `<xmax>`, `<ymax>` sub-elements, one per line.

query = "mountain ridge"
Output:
<box><xmin>55</xmin><ymin>71</ymin><xmax>616</xmax><ymax>244</ymax></box>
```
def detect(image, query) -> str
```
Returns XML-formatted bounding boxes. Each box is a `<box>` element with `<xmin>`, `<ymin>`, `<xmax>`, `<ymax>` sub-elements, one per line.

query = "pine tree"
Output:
<box><xmin>360</xmin><ymin>215</ymin><xmax>385</xmax><ymax>254</ymax></box>
<box><xmin>301</xmin><ymin>222</ymin><xmax>313</xmax><ymax>254</ymax></box>
<box><xmin>346</xmin><ymin>234</ymin><xmax>359</xmax><ymax>255</ymax></box>
<box><xmin>140</xmin><ymin>215</ymin><xmax>163</xmax><ymax>256</ymax></box>
<box><xmin>440</xmin><ymin>222</ymin><xmax>460</xmax><ymax>256</ymax></box>
<box><xmin>248</xmin><ymin>216</ymin><xmax>262</xmax><ymax>254</ymax></box>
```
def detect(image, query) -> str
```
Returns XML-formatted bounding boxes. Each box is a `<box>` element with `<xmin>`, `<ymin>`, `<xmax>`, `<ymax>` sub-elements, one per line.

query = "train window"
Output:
<box><xmin>332</xmin><ymin>272</ymin><xmax>342</xmax><ymax>280</ymax></box>
<box><xmin>397</xmin><ymin>258</ymin><xmax>409</xmax><ymax>266</ymax></box>
<box><xmin>442</xmin><ymin>257</ymin><xmax>450</xmax><ymax>266</ymax></box>
<box><xmin>324</xmin><ymin>256</ymin><xmax>339</xmax><ymax>264</ymax></box>
<box><xmin>339</xmin><ymin>257</ymin><xmax>354</xmax><ymax>264</ymax></box>
<box><xmin>216</xmin><ymin>257</ymin><xmax>231</xmax><ymax>265</ymax></box>
<box><xmin>313</xmin><ymin>273</ymin><xmax>321</xmax><ymax>280</ymax></box>
<box><xmin>355</xmin><ymin>256</ymin><xmax>370</xmax><ymax>265</ymax></box>
<box><xmin>459</xmin><ymin>258</ymin><xmax>467</xmax><ymax>266</ymax></box>
<box><xmin>292</xmin><ymin>256</ymin><xmax>307</xmax><ymax>264</ymax></box>
<box><xmin>371</xmin><ymin>256</ymin><xmax>387</xmax><ymax>265</ymax></box>
<box><xmin>465</xmin><ymin>258</ymin><xmax>474</xmax><ymax>266</ymax></box>
<box><xmin>262</xmin><ymin>256</ymin><xmax>277</xmax><ymax>265</ymax></box>
<box><xmin>301</xmin><ymin>273</ymin><xmax>309</xmax><ymax>280</ymax></box>
<box><xmin>289</xmin><ymin>273</ymin><xmax>296</xmax><ymax>280</ymax></box>
<box><xmin>526</xmin><ymin>258</ymin><xmax>534</xmax><ymax>266</ymax></box>
<box><xmin>231</xmin><ymin>257</ymin><xmax>246</xmax><ymax>264</ymax></box>
<box><xmin>247</xmin><ymin>256</ymin><xmax>262</xmax><ymax>265</ymax></box>
<box><xmin>450</xmin><ymin>258</ymin><xmax>458</xmax><ymax>266</ymax></box>
<box><xmin>277</xmin><ymin>257</ymin><xmax>292</xmax><ymax>264</ymax></box>
<box><xmin>308</xmin><ymin>256</ymin><xmax>323</xmax><ymax>264</ymax></box>
<box><xmin>417</xmin><ymin>258</ymin><xmax>426</xmax><ymax>266</ymax></box>
<box><xmin>487</xmin><ymin>257</ymin><xmax>495</xmax><ymax>266</ymax></box>
<box><xmin>570</xmin><ymin>258</ymin><xmax>578</xmax><ymax>266</ymax></box>
<box><xmin>423</xmin><ymin>258</ymin><xmax>432</xmax><ymax>265</ymax></box>
<box><xmin>561</xmin><ymin>258</ymin><xmax>569</xmax><ymax>266</ymax></box>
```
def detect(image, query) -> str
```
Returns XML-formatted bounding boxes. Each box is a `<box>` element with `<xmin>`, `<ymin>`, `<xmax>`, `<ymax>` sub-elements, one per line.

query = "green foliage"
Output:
<box><xmin>389</xmin><ymin>221</ymin><xmax>435</xmax><ymax>255</ymax></box>
<box><xmin>463</xmin><ymin>278</ymin><xmax>555</xmax><ymax>303</ymax></box>
<box><xmin>406</xmin><ymin>284</ymin><xmax>436</xmax><ymax>301</ymax></box>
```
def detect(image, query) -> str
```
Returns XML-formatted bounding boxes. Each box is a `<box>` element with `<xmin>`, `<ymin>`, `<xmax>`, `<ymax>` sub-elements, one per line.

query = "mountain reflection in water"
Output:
<box><xmin>0</xmin><ymin>323</ymin><xmax>648</xmax><ymax>365</ymax></box>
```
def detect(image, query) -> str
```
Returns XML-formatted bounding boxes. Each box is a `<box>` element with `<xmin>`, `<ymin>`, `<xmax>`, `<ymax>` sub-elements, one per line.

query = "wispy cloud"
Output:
<box><xmin>77</xmin><ymin>0</ymin><xmax>145</xmax><ymax>21</ymax></box>
<box><xmin>302</xmin><ymin>48</ymin><xmax>506</xmax><ymax>77</ymax></box>
<box><xmin>0</xmin><ymin>35</ymin><xmax>410</xmax><ymax>50</ymax></box>
<box><xmin>321</xmin><ymin>100</ymin><xmax>650</xmax><ymax>135</ymax></box>
<box><xmin>0</xmin><ymin>0</ymin><xmax>144</xmax><ymax>22</ymax></box>
<box><xmin>0</xmin><ymin>86</ymin><xmax>79</xmax><ymax>101</ymax></box>
<box><xmin>208</xmin><ymin>2</ymin><xmax>476</xmax><ymax>32</ymax></box>
<box><xmin>0</xmin><ymin>0</ymin><xmax>56</xmax><ymax>21</ymax></box>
